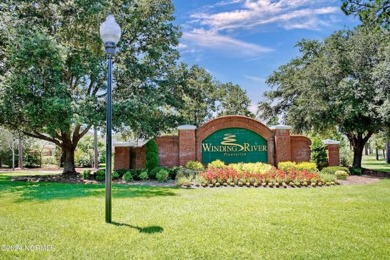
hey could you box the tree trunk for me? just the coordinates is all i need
[18,133,23,168]
[352,144,364,168]
[94,127,99,169]
[62,144,77,175]
[375,148,379,160]
[364,144,369,155]
[386,141,390,164]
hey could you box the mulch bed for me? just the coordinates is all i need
[8,168,389,187]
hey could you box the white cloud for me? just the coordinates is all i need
[180,0,342,58]
[182,29,273,57]
[244,75,266,83]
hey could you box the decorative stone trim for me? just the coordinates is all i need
[270,125,292,130]
[177,125,197,130]
[323,139,340,145]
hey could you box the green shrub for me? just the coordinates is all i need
[149,166,169,179]
[208,160,225,169]
[145,139,159,172]
[321,166,350,175]
[335,170,349,180]
[125,169,142,180]
[95,169,105,181]
[278,161,296,172]
[156,169,169,182]
[175,168,198,183]
[310,137,328,170]
[139,170,149,181]
[82,169,91,180]
[340,145,353,167]
[112,170,120,180]
[123,171,133,182]
[115,169,128,178]
[320,173,336,183]
[176,176,192,187]
[169,166,182,180]
[185,160,204,171]
[42,156,58,166]
[349,167,363,176]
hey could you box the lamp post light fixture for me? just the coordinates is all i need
[100,14,121,223]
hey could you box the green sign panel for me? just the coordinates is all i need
[202,128,268,164]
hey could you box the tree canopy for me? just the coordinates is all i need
[0,0,181,174]
[258,27,390,168]
[341,0,390,28]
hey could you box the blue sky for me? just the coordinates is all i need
[172,0,360,112]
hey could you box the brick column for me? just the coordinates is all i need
[323,139,340,166]
[178,125,196,166]
[113,146,130,170]
[271,125,292,165]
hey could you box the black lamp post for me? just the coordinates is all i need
[100,15,121,223]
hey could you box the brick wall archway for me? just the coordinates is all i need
[196,116,275,165]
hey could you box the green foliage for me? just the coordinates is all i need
[115,169,128,179]
[42,156,58,166]
[126,169,143,181]
[185,161,204,171]
[175,168,198,181]
[258,27,390,168]
[320,173,337,183]
[112,171,120,180]
[208,160,225,169]
[0,1,182,173]
[335,170,349,180]
[145,140,159,172]
[216,82,254,117]
[176,176,192,187]
[310,137,328,170]
[122,171,133,182]
[156,169,169,182]
[340,145,353,167]
[82,170,91,180]
[341,0,390,28]
[139,171,149,181]
[176,64,218,126]
[321,166,350,175]
[169,166,182,180]
[349,167,363,176]
[149,166,169,179]
[75,149,92,168]
[95,170,105,181]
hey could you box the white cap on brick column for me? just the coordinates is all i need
[178,125,196,130]
[323,139,340,145]
[270,125,292,130]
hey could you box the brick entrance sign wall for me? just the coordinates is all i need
[114,116,340,170]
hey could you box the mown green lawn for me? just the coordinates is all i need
[362,155,390,173]
[0,173,389,259]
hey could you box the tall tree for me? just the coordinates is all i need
[258,27,390,168]
[175,64,218,127]
[216,82,254,118]
[0,0,181,174]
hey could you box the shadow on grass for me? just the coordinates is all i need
[0,177,178,202]
[111,222,164,234]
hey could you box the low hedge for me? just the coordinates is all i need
[321,166,350,175]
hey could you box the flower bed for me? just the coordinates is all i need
[177,162,338,188]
